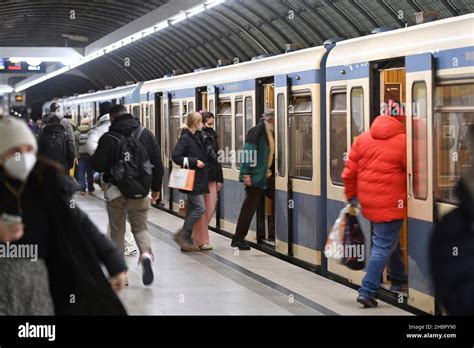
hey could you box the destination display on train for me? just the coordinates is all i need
[0,58,45,73]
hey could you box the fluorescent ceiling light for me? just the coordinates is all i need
[14,0,226,92]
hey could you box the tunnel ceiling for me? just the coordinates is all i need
[1,0,472,109]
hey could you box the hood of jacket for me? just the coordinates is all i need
[77,125,91,133]
[43,122,66,134]
[370,115,405,140]
[97,113,110,126]
[43,112,64,124]
[109,114,140,136]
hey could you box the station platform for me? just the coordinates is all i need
[77,193,411,316]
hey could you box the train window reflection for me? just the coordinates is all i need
[277,93,286,177]
[351,87,364,145]
[170,102,181,156]
[412,82,428,200]
[235,99,244,169]
[245,97,253,135]
[435,83,474,204]
[217,100,232,168]
[289,93,312,180]
[330,90,347,186]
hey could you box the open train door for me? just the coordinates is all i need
[207,85,221,230]
[405,53,435,314]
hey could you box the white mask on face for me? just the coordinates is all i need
[3,152,37,182]
[197,124,204,131]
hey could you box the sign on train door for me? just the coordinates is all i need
[405,53,435,314]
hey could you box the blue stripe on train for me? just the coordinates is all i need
[275,69,321,88]
[407,217,434,296]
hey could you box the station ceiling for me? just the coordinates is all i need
[2,0,472,112]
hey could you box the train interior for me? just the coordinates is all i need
[256,77,276,247]
[371,58,409,296]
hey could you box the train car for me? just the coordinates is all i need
[141,45,332,267]
[325,13,474,314]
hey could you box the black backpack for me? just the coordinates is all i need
[107,127,154,199]
[39,125,70,170]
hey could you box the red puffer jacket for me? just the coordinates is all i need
[342,115,407,222]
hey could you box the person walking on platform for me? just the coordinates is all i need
[75,117,95,195]
[192,112,223,251]
[92,104,163,286]
[172,112,209,252]
[232,110,275,251]
[0,117,127,315]
[342,113,407,308]
[86,102,139,256]
[43,102,77,158]
[86,102,112,158]
[38,113,76,173]
[431,126,474,315]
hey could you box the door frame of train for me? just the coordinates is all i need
[405,53,435,314]
[207,85,222,231]
[154,92,163,205]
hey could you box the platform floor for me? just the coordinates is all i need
[77,193,411,316]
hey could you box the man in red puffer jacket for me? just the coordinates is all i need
[343,112,407,308]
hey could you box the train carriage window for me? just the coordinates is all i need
[132,106,140,119]
[351,88,364,145]
[277,93,286,176]
[289,93,312,180]
[245,97,253,135]
[217,100,232,168]
[170,102,182,155]
[188,102,194,113]
[235,99,244,169]
[209,100,215,115]
[330,90,347,186]
[412,82,428,200]
[434,83,474,204]
[146,105,151,130]
[150,104,155,136]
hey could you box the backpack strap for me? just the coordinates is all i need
[131,126,145,141]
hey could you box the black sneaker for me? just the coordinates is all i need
[231,240,251,250]
[357,295,378,308]
[141,255,154,286]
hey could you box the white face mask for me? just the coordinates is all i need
[3,152,37,182]
[197,124,204,131]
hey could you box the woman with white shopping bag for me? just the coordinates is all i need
[171,112,209,252]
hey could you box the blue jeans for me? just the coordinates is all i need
[359,220,406,299]
[78,157,95,193]
[183,194,206,241]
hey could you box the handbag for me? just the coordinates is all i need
[168,157,196,191]
[341,205,366,270]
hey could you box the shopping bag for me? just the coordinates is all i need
[324,204,350,263]
[168,157,195,191]
[342,205,366,271]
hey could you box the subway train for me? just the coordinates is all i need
[43,13,474,314]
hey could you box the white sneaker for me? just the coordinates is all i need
[199,244,213,251]
[124,247,138,256]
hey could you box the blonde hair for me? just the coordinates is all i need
[181,111,202,130]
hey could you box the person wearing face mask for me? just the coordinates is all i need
[192,112,224,251]
[42,102,77,159]
[172,112,209,252]
[0,117,128,315]
[232,110,275,250]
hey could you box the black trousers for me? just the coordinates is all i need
[233,176,275,243]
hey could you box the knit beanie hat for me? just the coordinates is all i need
[0,117,38,157]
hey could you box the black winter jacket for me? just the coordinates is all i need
[38,123,75,171]
[0,160,127,315]
[172,129,209,194]
[431,173,474,315]
[91,114,164,192]
[199,127,223,183]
